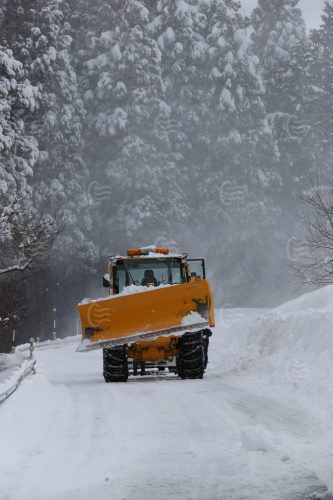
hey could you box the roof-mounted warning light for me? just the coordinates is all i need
[127,247,170,257]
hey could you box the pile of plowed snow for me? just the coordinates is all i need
[213,285,333,413]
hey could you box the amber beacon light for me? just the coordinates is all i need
[127,247,170,256]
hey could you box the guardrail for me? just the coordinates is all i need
[0,335,80,405]
[0,359,36,404]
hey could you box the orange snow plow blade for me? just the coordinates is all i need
[76,280,215,352]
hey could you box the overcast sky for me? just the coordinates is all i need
[241,0,325,30]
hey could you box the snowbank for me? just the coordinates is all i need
[277,284,333,312]
[214,286,333,416]
[206,287,333,494]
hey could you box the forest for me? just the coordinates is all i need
[0,0,333,348]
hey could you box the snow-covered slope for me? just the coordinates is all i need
[1,287,333,499]
[278,284,333,312]
[216,287,333,404]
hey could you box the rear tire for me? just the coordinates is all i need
[177,331,205,379]
[103,346,128,382]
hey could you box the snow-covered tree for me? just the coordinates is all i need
[3,0,97,268]
[146,0,281,303]
[0,46,37,197]
[0,44,59,342]
[251,0,312,247]
[306,1,333,179]
[252,0,306,113]
[75,0,185,250]
[0,45,47,274]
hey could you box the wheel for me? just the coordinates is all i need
[177,331,205,379]
[103,346,128,382]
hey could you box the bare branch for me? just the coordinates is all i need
[292,176,333,286]
[0,197,59,277]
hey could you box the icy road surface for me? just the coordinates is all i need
[2,288,333,500]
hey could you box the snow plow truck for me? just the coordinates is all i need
[76,246,215,382]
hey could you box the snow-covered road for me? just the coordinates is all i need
[2,289,333,500]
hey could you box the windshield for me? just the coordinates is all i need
[115,258,184,293]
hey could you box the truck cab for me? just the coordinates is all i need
[104,247,206,295]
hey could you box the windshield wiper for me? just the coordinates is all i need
[123,260,135,286]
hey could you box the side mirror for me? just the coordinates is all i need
[103,274,111,288]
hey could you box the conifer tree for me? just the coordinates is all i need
[252,0,306,113]
[76,0,183,250]
[3,0,96,267]
[307,1,333,179]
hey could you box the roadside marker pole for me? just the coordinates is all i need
[11,315,17,353]
[53,308,57,341]
[29,337,35,359]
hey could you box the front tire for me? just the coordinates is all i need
[177,331,205,379]
[103,346,128,382]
